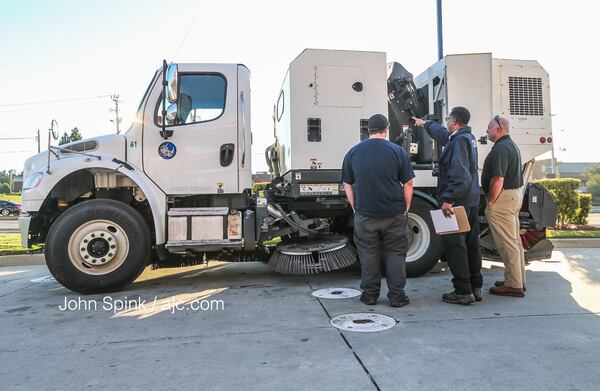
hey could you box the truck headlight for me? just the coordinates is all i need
[23,172,43,190]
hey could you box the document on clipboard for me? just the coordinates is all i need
[430,206,471,235]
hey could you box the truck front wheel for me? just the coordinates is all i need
[45,199,150,294]
[406,197,443,277]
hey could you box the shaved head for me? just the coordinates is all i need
[490,115,510,133]
[486,115,511,143]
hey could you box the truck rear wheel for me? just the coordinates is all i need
[45,199,150,294]
[406,197,443,277]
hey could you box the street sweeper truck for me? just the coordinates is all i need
[19,49,557,293]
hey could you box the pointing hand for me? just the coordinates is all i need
[412,117,426,127]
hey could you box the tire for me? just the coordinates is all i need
[1,209,9,216]
[45,199,151,294]
[405,196,443,277]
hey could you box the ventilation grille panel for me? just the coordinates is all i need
[508,76,543,116]
[63,140,98,153]
[360,119,369,140]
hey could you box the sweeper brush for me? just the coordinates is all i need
[268,235,357,275]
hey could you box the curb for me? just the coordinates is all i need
[550,238,600,248]
[0,254,45,266]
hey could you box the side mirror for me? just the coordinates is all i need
[160,60,176,139]
[165,103,178,125]
[166,64,178,103]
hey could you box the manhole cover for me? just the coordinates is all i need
[312,288,361,299]
[330,313,396,333]
[30,276,57,283]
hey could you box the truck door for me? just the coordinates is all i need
[237,64,252,191]
[142,64,240,195]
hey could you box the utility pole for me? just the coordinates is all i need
[8,170,13,193]
[36,129,41,153]
[110,95,122,133]
[436,0,444,60]
[550,145,556,176]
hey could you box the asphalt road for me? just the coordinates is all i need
[1,249,599,390]
[0,217,18,233]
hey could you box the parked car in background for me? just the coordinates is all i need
[0,200,20,216]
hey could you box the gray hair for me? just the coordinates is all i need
[493,115,510,133]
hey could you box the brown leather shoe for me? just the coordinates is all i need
[489,285,524,297]
[494,280,526,292]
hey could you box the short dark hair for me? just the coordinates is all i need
[449,106,470,125]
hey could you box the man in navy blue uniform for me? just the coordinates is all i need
[413,107,482,305]
[342,114,415,307]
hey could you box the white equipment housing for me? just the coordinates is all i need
[274,49,388,172]
[414,53,553,166]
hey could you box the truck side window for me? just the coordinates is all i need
[155,73,227,126]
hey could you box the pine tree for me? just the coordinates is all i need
[69,127,83,142]
[59,132,71,145]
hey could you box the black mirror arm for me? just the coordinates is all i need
[160,59,173,140]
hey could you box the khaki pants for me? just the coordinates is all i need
[485,188,526,289]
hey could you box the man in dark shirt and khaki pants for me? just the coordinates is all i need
[482,115,526,297]
[342,114,415,307]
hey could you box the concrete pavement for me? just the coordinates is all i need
[587,212,600,227]
[1,249,599,390]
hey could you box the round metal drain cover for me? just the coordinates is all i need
[312,288,361,299]
[330,313,396,333]
[30,276,57,283]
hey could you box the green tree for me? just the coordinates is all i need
[69,127,82,142]
[0,183,10,194]
[584,164,600,205]
[586,165,600,176]
[587,175,600,205]
[58,127,83,146]
[59,132,71,146]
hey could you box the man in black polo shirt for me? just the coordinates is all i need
[482,115,526,297]
[342,114,415,307]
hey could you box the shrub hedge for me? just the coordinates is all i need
[574,193,592,225]
[534,178,592,228]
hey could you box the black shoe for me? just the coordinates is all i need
[472,287,482,302]
[389,294,410,308]
[442,291,475,305]
[360,292,378,305]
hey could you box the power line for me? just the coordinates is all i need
[0,137,34,140]
[0,94,113,108]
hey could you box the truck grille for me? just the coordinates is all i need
[508,76,544,116]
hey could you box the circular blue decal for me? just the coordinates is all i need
[158,142,176,159]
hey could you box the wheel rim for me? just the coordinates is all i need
[67,219,129,275]
[406,212,431,263]
[1,209,8,216]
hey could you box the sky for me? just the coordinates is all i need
[0,0,597,173]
